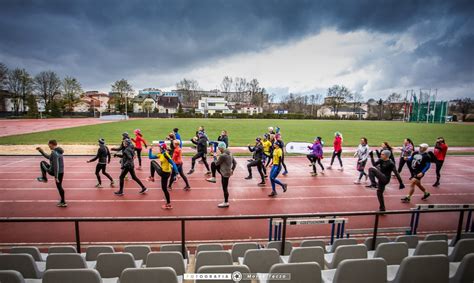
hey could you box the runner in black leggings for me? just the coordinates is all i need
[246,137,266,185]
[275,134,288,175]
[149,143,177,209]
[188,131,211,175]
[328,132,343,171]
[87,139,114,188]
[113,139,147,196]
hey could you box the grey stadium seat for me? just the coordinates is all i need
[42,269,102,283]
[0,254,43,279]
[123,245,151,265]
[146,251,186,276]
[327,239,357,253]
[267,241,293,255]
[11,247,44,262]
[231,242,259,262]
[242,249,280,273]
[372,242,408,265]
[95,252,138,279]
[322,258,387,283]
[324,244,367,269]
[300,240,326,250]
[0,270,27,283]
[268,262,322,283]
[388,255,449,283]
[85,245,115,261]
[195,244,224,255]
[45,253,87,270]
[288,247,325,268]
[449,253,474,283]
[364,236,391,250]
[395,235,419,249]
[195,251,233,273]
[48,246,77,254]
[448,239,474,262]
[120,267,178,283]
[425,234,449,241]
[413,240,448,256]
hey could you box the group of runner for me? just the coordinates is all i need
[35,127,448,212]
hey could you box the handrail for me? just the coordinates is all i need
[1,207,473,257]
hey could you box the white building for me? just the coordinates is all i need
[197,97,232,114]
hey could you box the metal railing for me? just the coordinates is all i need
[1,207,473,257]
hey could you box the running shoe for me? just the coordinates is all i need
[57,202,68,207]
[338,167,344,171]
[311,172,318,177]
[401,196,411,203]
[146,177,155,182]
[139,188,148,194]
[268,191,277,197]
[258,182,266,186]
[354,180,361,184]
[114,191,124,196]
[245,176,252,180]
[327,165,332,170]
[282,171,288,176]
[205,171,212,176]
[365,184,377,189]
[218,202,230,208]
[432,182,440,187]
[36,177,47,183]
[161,204,173,209]
[421,192,431,200]
[95,183,103,188]
[110,181,115,187]
[283,184,288,192]
[187,169,194,175]
[206,177,216,183]
[168,187,173,191]
[183,186,191,191]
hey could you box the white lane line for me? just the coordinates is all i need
[0,158,33,167]
[0,192,473,203]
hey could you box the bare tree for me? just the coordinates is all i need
[248,78,263,106]
[456,98,473,121]
[176,78,199,105]
[0,63,8,90]
[220,76,233,92]
[352,92,364,119]
[34,71,61,113]
[7,69,23,114]
[62,76,83,112]
[233,77,248,102]
[111,79,134,114]
[326,85,353,115]
[309,93,322,116]
[385,92,403,120]
[19,69,33,112]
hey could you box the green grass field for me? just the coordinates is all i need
[0,119,473,147]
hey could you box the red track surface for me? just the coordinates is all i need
[0,118,115,137]
[0,156,473,246]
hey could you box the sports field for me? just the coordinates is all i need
[0,119,473,147]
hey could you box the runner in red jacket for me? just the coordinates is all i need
[327,132,343,171]
[131,129,148,169]
[432,137,448,187]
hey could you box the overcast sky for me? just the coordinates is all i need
[0,0,473,101]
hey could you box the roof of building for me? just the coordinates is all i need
[158,96,179,108]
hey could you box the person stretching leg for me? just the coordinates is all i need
[206,142,237,208]
[401,143,432,203]
[188,131,211,175]
[169,140,191,191]
[268,141,288,197]
[149,143,177,209]
[113,139,147,196]
[36,140,66,207]
[87,138,114,188]
[307,137,324,176]
[354,137,370,184]
[131,129,148,170]
[246,137,266,185]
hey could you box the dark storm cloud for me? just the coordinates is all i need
[0,0,472,92]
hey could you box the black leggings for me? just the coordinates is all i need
[119,166,146,193]
[307,154,324,173]
[434,159,444,183]
[247,159,265,181]
[169,164,190,188]
[135,148,143,166]
[210,162,230,202]
[398,157,408,173]
[160,172,171,204]
[281,155,288,172]
[40,161,65,203]
[368,167,390,210]
[95,163,113,185]
[191,152,210,171]
[330,150,343,167]
[150,160,161,178]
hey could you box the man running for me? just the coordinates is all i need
[354,137,369,184]
[87,138,114,188]
[188,131,211,175]
[268,141,288,197]
[307,137,324,176]
[113,139,148,196]
[327,132,343,171]
[246,137,266,185]
[401,143,432,203]
[366,150,405,212]
[36,140,66,207]
[432,137,448,187]
[206,142,237,208]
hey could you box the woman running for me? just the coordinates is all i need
[113,139,148,196]
[131,129,148,170]
[262,134,272,173]
[87,138,114,188]
[307,137,324,176]
[206,142,237,208]
[188,131,211,175]
[149,143,178,209]
[398,138,414,174]
[246,137,266,185]
[376,142,396,165]
[327,132,343,171]
[353,137,370,184]
[169,139,191,191]
[432,137,448,187]
[401,143,432,203]
[366,150,404,212]
[268,141,288,197]
[275,133,289,175]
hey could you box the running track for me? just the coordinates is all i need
[0,156,473,246]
